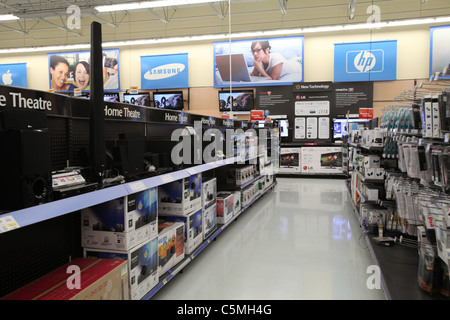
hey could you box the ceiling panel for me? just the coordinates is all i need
[0,0,448,50]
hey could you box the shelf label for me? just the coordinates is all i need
[128,181,147,193]
[186,167,198,175]
[0,215,20,233]
[160,174,175,184]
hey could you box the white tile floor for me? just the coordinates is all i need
[152,178,386,300]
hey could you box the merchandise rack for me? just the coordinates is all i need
[347,183,445,300]
[143,180,277,300]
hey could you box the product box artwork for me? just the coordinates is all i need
[158,173,202,215]
[81,188,158,251]
[1,258,129,300]
[84,236,159,300]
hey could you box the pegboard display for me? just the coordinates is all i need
[0,211,81,298]
[48,116,70,171]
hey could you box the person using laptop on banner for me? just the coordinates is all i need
[250,40,301,80]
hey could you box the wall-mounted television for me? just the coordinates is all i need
[123,92,151,107]
[218,90,254,112]
[278,119,289,138]
[153,91,184,110]
[104,92,120,102]
[333,118,369,139]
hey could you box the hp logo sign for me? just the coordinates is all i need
[346,49,384,73]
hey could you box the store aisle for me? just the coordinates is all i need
[152,178,386,300]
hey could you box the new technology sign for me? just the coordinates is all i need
[334,40,397,82]
[140,53,189,89]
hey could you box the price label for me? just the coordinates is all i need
[160,174,175,184]
[0,215,20,233]
[128,181,147,193]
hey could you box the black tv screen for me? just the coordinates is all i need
[123,93,151,107]
[153,91,184,110]
[104,92,120,102]
[218,90,254,112]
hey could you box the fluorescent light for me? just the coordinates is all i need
[95,0,226,13]
[0,14,19,21]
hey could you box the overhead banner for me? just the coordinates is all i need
[140,53,189,89]
[213,36,304,88]
[48,48,120,92]
[430,25,450,79]
[0,63,27,88]
[334,40,397,82]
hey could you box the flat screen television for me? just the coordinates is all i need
[333,118,369,139]
[278,119,289,138]
[218,90,254,112]
[104,92,120,102]
[123,93,151,107]
[153,91,184,110]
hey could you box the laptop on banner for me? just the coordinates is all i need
[215,53,252,82]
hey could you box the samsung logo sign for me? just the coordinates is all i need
[144,63,185,80]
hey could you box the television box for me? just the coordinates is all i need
[202,177,217,210]
[279,148,301,173]
[160,209,203,255]
[300,147,343,174]
[216,192,234,225]
[158,221,185,275]
[158,173,202,216]
[84,235,159,300]
[203,203,217,239]
[233,191,241,215]
[81,188,158,251]
[1,258,129,300]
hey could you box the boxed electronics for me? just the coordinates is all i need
[364,168,385,180]
[203,203,217,239]
[217,165,255,186]
[202,177,217,210]
[81,187,158,251]
[233,190,241,215]
[84,235,158,300]
[257,176,265,194]
[157,221,185,275]
[300,147,343,174]
[158,173,202,216]
[279,148,301,173]
[363,155,381,169]
[1,258,129,300]
[241,183,256,208]
[360,183,382,201]
[435,219,450,265]
[160,208,203,254]
[264,174,274,189]
[216,192,234,224]
[361,128,384,147]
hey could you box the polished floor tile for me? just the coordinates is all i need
[152,178,386,300]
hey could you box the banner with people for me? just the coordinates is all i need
[47,48,120,92]
[213,36,304,88]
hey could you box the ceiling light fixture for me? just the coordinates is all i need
[95,0,226,13]
[0,14,19,21]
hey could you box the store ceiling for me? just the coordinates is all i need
[0,0,450,50]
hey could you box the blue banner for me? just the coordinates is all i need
[140,53,189,89]
[334,40,397,82]
[430,25,450,79]
[0,63,27,88]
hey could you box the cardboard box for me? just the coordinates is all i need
[202,177,217,210]
[363,155,380,169]
[158,221,185,275]
[161,209,203,254]
[158,173,202,216]
[1,258,129,300]
[216,192,234,224]
[301,147,343,174]
[81,187,158,251]
[84,236,159,300]
[233,191,241,215]
[279,148,301,173]
[203,203,217,239]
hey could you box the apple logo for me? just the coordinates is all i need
[2,70,13,85]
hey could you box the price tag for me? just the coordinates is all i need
[129,87,139,94]
[186,167,197,175]
[74,88,82,97]
[0,215,20,233]
[128,181,147,193]
[160,174,175,184]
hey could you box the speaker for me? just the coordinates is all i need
[0,128,52,210]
